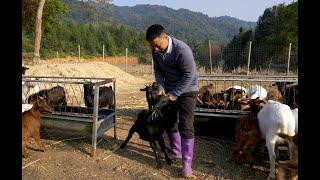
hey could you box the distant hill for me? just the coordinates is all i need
[60,0,256,44]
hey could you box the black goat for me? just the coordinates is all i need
[83,82,115,109]
[120,95,173,169]
[28,85,67,107]
[140,82,159,110]
[273,82,298,109]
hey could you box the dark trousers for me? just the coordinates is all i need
[165,91,198,139]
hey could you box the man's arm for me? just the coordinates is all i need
[168,47,196,99]
[152,53,165,92]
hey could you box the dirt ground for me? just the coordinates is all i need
[22,60,271,180]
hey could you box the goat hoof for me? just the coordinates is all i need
[267,175,275,180]
[166,158,173,165]
[119,144,126,149]
[156,164,163,169]
[22,153,28,158]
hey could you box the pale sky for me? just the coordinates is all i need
[112,0,296,22]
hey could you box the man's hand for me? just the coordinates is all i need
[167,93,177,101]
[157,87,166,96]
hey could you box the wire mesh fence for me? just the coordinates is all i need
[23,42,297,76]
[22,76,116,115]
[198,42,298,76]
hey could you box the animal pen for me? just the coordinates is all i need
[22,76,117,157]
[195,74,298,118]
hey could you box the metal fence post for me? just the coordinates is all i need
[103,44,105,61]
[209,40,212,74]
[125,48,128,73]
[78,44,81,62]
[287,43,292,76]
[246,41,252,76]
[113,80,117,140]
[91,84,99,157]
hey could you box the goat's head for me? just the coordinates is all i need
[153,95,171,111]
[236,146,256,164]
[33,96,53,113]
[140,83,159,109]
[238,97,266,114]
[22,66,29,75]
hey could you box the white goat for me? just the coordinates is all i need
[247,85,267,100]
[257,100,296,179]
[227,85,247,94]
[22,79,40,103]
[292,108,298,134]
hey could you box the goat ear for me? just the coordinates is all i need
[237,99,249,104]
[140,88,147,91]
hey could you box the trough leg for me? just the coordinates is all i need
[114,116,118,140]
[91,85,99,157]
[91,126,97,157]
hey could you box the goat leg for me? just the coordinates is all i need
[120,129,135,148]
[22,140,28,158]
[33,129,44,152]
[158,137,173,165]
[150,141,162,169]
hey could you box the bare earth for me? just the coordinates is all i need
[22,60,270,180]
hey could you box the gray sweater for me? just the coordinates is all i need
[152,36,198,98]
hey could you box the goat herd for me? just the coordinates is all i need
[22,65,298,179]
[21,66,115,158]
[137,81,298,180]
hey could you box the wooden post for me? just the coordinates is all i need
[246,41,252,76]
[56,51,59,61]
[287,43,292,76]
[125,48,128,73]
[267,57,273,75]
[103,44,105,61]
[209,40,212,74]
[78,45,81,62]
[220,46,223,74]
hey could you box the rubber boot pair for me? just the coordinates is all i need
[168,132,195,177]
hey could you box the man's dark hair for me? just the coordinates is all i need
[146,24,168,42]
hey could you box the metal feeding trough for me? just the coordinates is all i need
[195,75,298,119]
[22,76,117,157]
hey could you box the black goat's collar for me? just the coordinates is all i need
[148,110,163,122]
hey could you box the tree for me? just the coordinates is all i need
[33,0,46,61]
[23,0,113,61]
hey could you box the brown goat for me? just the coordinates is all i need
[22,97,53,158]
[235,98,266,164]
[267,86,284,103]
[276,133,298,180]
[198,84,216,108]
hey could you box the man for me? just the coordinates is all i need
[146,24,198,177]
